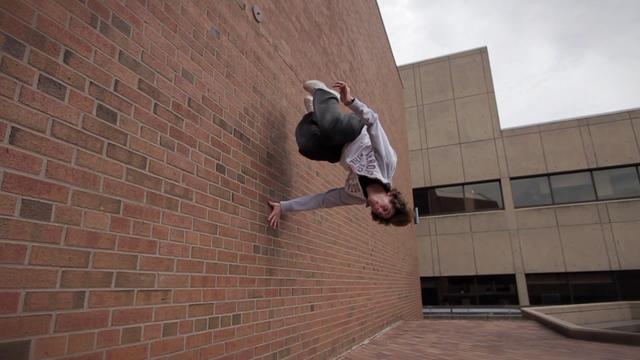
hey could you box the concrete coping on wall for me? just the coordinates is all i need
[424,306,521,314]
[521,301,640,346]
[423,306,523,320]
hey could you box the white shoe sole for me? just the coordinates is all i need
[304,96,314,112]
[303,80,340,99]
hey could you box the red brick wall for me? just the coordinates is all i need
[0,1,421,359]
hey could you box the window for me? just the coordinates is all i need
[477,275,518,305]
[424,271,640,307]
[421,275,518,306]
[569,272,617,304]
[427,186,464,214]
[550,172,595,204]
[421,278,438,306]
[593,167,640,200]
[445,277,477,305]
[511,165,640,208]
[465,182,503,211]
[617,270,640,301]
[512,176,552,207]
[413,181,503,216]
[412,188,429,217]
[527,270,640,305]
[526,273,571,305]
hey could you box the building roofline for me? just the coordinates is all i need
[397,46,639,129]
[397,46,488,68]
[501,106,640,131]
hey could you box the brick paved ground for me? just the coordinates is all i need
[339,320,639,360]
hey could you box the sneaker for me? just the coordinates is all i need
[303,80,340,99]
[304,95,314,112]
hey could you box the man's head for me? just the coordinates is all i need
[368,188,413,227]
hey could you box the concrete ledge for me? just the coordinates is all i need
[423,306,522,320]
[424,314,523,320]
[522,301,640,346]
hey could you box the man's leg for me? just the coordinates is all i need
[313,89,364,146]
[295,111,343,163]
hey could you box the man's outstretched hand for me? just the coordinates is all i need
[333,81,353,106]
[267,201,282,229]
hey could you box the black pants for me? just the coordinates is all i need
[295,89,364,163]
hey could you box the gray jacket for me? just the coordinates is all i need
[281,99,397,214]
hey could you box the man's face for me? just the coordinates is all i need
[368,193,395,219]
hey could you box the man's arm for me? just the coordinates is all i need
[348,98,397,168]
[268,188,364,229]
[281,187,363,213]
[333,82,397,171]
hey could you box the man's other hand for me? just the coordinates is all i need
[333,81,353,106]
[267,201,282,229]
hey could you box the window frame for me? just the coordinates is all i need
[420,274,519,307]
[413,179,504,217]
[464,181,505,211]
[426,185,465,215]
[511,175,554,208]
[526,270,640,306]
[549,171,597,204]
[511,164,640,209]
[592,166,640,201]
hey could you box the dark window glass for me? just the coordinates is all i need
[550,172,595,204]
[477,275,518,305]
[421,275,517,306]
[526,273,571,305]
[445,276,474,295]
[464,182,503,211]
[617,270,640,301]
[511,176,552,207]
[528,270,640,306]
[593,167,640,200]
[412,188,429,217]
[442,276,476,305]
[569,272,617,304]
[427,186,464,214]
[421,277,438,306]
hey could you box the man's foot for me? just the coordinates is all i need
[304,95,314,112]
[303,80,340,99]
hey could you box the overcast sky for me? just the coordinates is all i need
[378,0,640,128]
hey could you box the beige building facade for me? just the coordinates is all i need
[400,47,640,307]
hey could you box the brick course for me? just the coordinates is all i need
[0,1,419,359]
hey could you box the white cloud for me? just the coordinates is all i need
[378,0,640,128]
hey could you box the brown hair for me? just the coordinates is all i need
[371,188,413,227]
